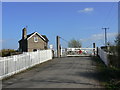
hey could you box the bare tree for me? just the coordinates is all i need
[68,39,82,48]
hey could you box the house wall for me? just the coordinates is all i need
[27,34,47,52]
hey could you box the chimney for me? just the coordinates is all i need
[22,28,27,39]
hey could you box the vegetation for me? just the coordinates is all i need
[92,56,120,89]
[93,34,120,89]
[68,39,82,48]
[0,49,22,57]
[107,34,120,68]
[115,34,120,46]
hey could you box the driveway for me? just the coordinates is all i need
[2,57,103,88]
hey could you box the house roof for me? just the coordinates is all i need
[41,35,49,42]
[19,32,49,42]
[27,32,35,38]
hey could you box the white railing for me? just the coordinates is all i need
[98,48,109,66]
[0,50,52,80]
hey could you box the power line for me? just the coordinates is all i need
[59,36,69,44]
[86,43,93,48]
[103,2,116,27]
[108,4,117,27]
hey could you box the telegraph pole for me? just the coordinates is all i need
[102,28,109,46]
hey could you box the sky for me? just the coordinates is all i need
[1,2,118,50]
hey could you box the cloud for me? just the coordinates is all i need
[0,39,5,44]
[0,39,3,43]
[78,8,94,13]
[80,32,117,42]
[79,32,117,47]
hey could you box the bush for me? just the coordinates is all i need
[0,49,21,57]
[108,46,120,68]
[107,34,120,68]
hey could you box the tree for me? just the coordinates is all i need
[115,34,120,46]
[115,34,120,57]
[115,34,120,67]
[108,34,120,68]
[68,39,82,48]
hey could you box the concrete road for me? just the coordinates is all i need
[2,57,103,88]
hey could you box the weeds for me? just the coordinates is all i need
[92,56,120,89]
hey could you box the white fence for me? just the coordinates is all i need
[98,48,109,66]
[0,50,52,80]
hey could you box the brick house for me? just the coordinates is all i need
[18,28,49,52]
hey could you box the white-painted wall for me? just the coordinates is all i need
[98,48,109,66]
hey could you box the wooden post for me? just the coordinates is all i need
[93,43,96,56]
[97,47,99,57]
[56,36,60,58]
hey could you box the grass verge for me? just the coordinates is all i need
[92,56,120,89]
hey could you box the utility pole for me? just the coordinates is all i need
[102,28,109,46]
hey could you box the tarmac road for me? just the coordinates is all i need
[2,57,103,88]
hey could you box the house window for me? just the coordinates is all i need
[34,36,38,42]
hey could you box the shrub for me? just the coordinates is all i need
[0,49,18,57]
[108,34,120,68]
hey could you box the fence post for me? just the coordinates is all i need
[97,47,99,57]
[93,43,96,56]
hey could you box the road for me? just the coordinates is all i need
[2,57,103,88]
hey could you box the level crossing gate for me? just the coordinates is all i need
[61,48,97,57]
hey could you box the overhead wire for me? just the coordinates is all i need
[103,2,116,27]
[59,36,69,48]
[106,2,118,26]
[59,36,69,43]
[86,43,93,48]
[59,2,117,48]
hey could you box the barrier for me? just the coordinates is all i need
[98,48,109,66]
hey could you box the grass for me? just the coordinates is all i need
[92,56,120,89]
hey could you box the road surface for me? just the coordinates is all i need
[2,57,103,88]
